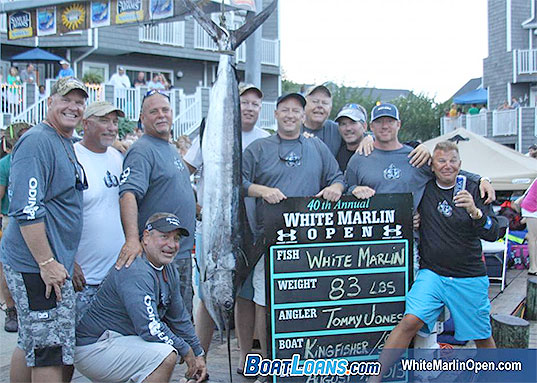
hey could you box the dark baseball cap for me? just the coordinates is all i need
[145,214,190,237]
[370,103,400,122]
[276,93,306,108]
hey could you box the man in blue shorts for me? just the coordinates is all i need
[371,141,500,381]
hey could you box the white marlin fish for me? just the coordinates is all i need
[182,0,277,335]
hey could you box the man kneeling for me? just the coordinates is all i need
[75,212,206,383]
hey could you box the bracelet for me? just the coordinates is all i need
[38,257,54,267]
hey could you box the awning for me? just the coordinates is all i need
[11,48,65,62]
[453,88,488,105]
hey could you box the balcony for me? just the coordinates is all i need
[517,49,537,75]
[492,109,518,136]
[194,24,279,66]
[440,109,518,137]
[139,21,185,47]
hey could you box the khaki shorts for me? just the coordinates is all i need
[75,330,176,383]
[3,263,76,367]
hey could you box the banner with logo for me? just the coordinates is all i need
[7,11,34,40]
[36,7,57,37]
[263,194,413,381]
[115,0,144,24]
[91,1,111,28]
[58,2,88,34]
[149,0,174,20]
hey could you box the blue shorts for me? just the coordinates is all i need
[405,269,492,341]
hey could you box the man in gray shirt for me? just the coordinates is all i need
[75,212,206,383]
[242,92,345,363]
[0,77,88,382]
[118,90,196,315]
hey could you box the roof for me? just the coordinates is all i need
[423,128,537,191]
[450,77,483,101]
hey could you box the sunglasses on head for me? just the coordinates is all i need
[142,89,170,105]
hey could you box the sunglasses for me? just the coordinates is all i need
[58,135,89,191]
[142,89,170,105]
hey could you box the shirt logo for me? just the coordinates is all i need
[119,167,130,185]
[383,164,401,180]
[174,158,185,171]
[104,170,120,188]
[437,200,453,217]
[22,177,39,220]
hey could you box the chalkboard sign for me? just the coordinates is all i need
[264,194,413,382]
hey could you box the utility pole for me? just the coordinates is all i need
[244,0,262,88]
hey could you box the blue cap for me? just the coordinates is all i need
[371,103,400,122]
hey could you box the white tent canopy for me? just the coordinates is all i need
[423,128,537,191]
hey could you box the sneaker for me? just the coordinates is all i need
[4,307,18,332]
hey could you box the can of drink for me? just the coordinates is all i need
[453,174,466,199]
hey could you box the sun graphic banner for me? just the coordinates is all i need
[58,2,88,34]
[115,0,144,24]
[91,1,111,28]
[149,0,174,20]
[36,7,57,36]
[7,11,34,40]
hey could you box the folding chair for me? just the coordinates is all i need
[482,228,509,292]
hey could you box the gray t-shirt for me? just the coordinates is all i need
[243,134,344,238]
[76,256,203,357]
[119,134,195,260]
[345,145,482,211]
[0,122,83,274]
[302,120,341,157]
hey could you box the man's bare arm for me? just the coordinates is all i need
[117,192,143,269]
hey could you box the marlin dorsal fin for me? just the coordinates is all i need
[231,0,278,50]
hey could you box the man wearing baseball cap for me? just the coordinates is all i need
[76,212,207,383]
[243,92,344,367]
[57,60,74,78]
[1,76,88,382]
[72,101,126,322]
[334,103,368,171]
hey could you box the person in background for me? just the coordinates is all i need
[57,60,74,78]
[19,64,36,84]
[175,135,191,157]
[38,85,47,99]
[517,178,537,276]
[108,67,131,89]
[448,103,458,117]
[511,96,521,109]
[147,74,165,90]
[498,100,511,110]
[527,144,537,159]
[468,103,479,115]
[479,104,487,114]
[7,67,21,86]
[0,122,32,333]
[134,71,147,87]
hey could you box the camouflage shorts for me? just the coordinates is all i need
[2,264,76,367]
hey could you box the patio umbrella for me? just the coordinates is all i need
[453,88,488,105]
[10,48,65,62]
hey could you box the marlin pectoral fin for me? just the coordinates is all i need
[231,0,278,49]
[182,0,224,43]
